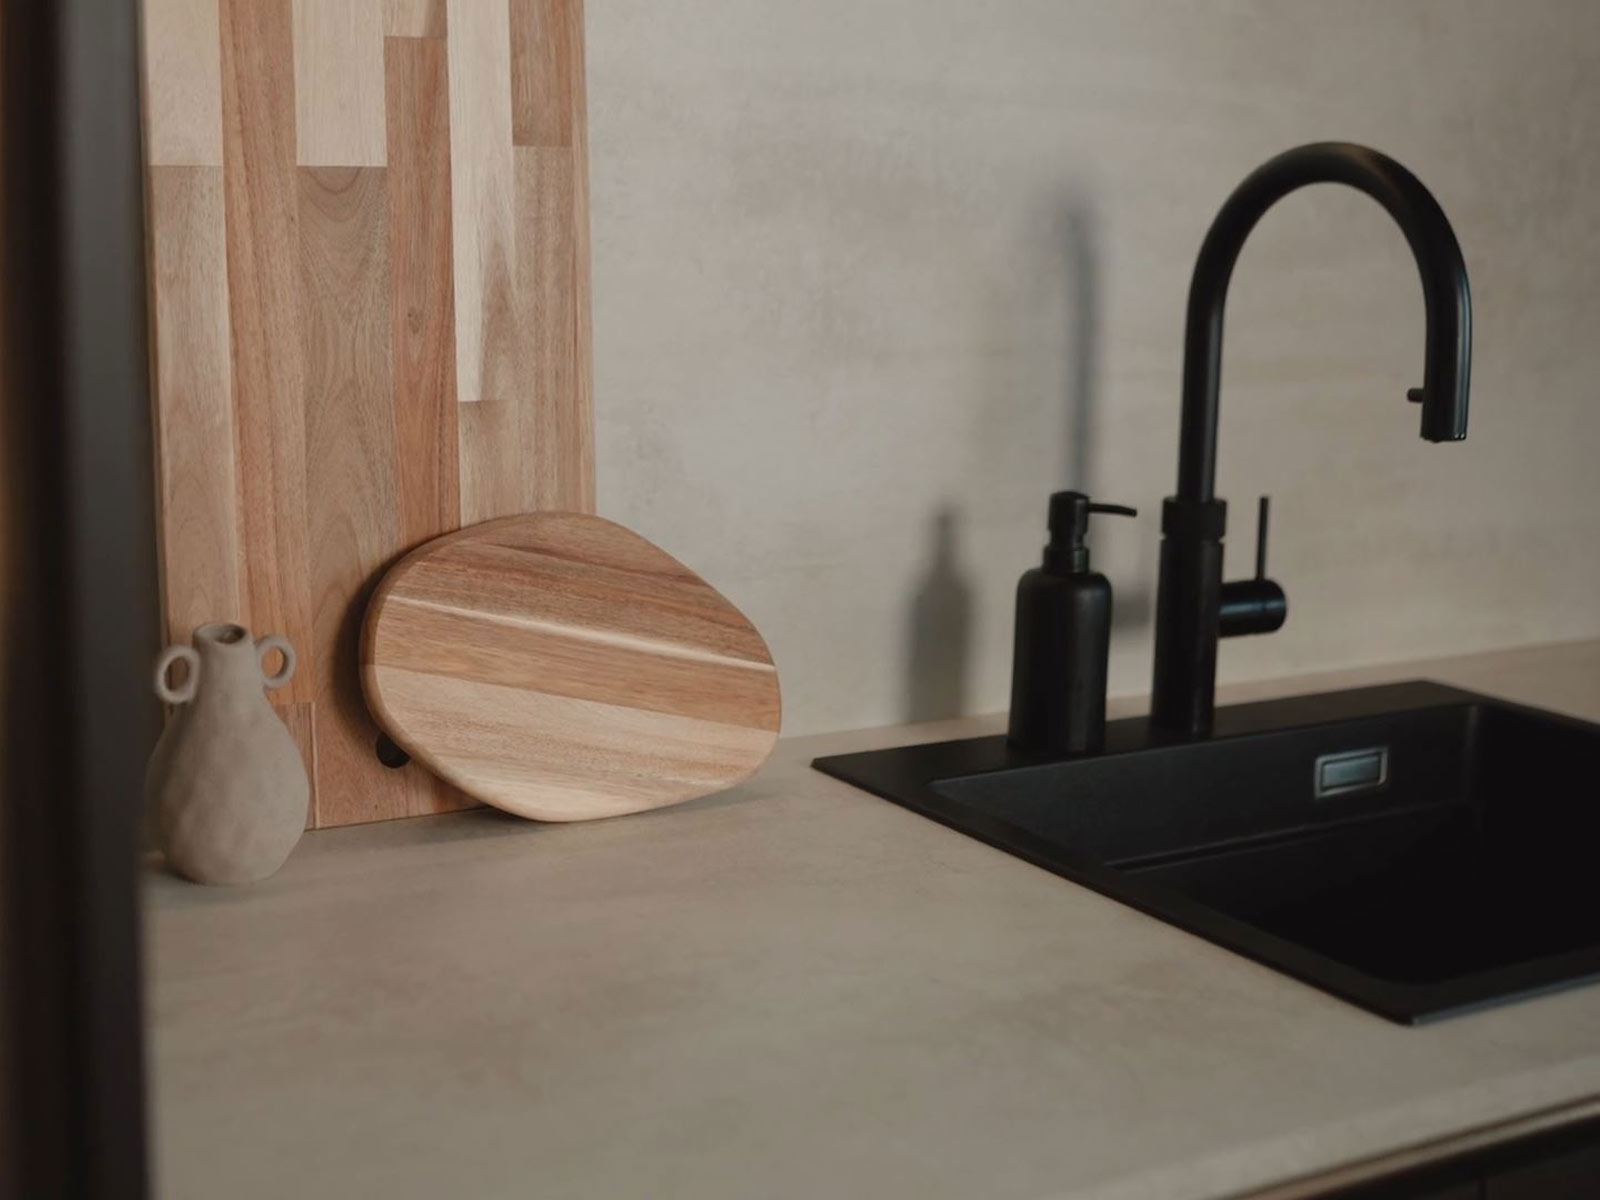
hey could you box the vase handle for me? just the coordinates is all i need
[256,635,297,690]
[154,645,200,704]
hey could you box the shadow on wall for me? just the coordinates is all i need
[1061,201,1097,493]
[1059,201,1154,636]
[903,195,1144,722]
[903,506,973,723]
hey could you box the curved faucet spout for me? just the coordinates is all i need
[1177,142,1472,503]
[1152,142,1472,739]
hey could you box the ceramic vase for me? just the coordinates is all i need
[146,623,308,885]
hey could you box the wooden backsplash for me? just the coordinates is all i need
[140,0,593,826]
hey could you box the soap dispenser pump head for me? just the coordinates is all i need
[1045,491,1138,573]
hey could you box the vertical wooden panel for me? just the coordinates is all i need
[291,0,387,167]
[516,147,591,510]
[445,0,518,408]
[385,36,459,547]
[297,166,421,825]
[568,0,595,508]
[384,0,445,37]
[147,0,594,825]
[510,0,593,513]
[142,0,224,166]
[147,167,241,638]
[219,0,314,705]
[458,402,526,523]
[509,0,572,148]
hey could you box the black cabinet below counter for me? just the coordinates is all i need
[1328,1115,1600,1199]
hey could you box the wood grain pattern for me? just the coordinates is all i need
[384,36,459,546]
[383,0,445,38]
[517,147,592,510]
[141,0,224,166]
[220,0,315,705]
[457,400,528,523]
[363,515,781,821]
[568,0,594,463]
[445,0,518,406]
[298,167,431,824]
[148,167,241,639]
[292,0,387,167]
[142,0,594,825]
[510,0,573,147]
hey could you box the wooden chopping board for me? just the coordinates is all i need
[361,514,782,821]
[140,0,594,826]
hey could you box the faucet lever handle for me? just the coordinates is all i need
[1219,495,1287,638]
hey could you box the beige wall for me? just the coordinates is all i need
[586,0,1600,736]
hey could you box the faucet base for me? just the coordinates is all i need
[1150,497,1226,738]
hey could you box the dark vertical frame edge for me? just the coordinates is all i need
[2,0,157,1196]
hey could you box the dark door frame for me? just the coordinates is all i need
[2,1,157,1196]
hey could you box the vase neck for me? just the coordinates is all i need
[192,624,264,694]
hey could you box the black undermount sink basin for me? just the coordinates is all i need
[813,682,1600,1023]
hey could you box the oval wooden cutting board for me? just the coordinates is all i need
[361,514,781,821]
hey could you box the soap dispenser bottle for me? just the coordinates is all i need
[1008,492,1136,756]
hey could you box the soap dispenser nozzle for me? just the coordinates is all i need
[1045,492,1138,572]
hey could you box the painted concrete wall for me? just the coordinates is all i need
[587,0,1600,734]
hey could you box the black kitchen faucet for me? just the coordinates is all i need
[1150,142,1474,738]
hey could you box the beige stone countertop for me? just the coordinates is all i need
[148,640,1600,1200]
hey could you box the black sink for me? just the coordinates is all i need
[813,682,1600,1023]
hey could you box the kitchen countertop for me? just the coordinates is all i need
[148,640,1600,1199]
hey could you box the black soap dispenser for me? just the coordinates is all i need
[1008,492,1136,756]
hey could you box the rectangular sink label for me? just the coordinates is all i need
[1315,746,1389,799]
